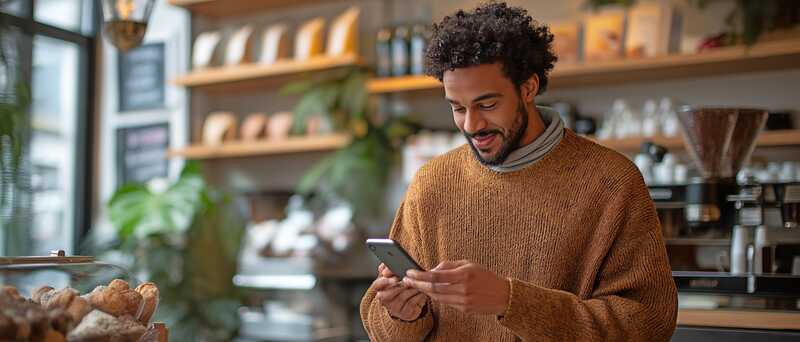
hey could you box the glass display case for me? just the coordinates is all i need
[0,250,167,341]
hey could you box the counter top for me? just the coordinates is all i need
[678,309,800,330]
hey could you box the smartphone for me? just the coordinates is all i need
[366,238,424,277]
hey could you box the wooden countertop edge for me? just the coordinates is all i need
[678,309,800,330]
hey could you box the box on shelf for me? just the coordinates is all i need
[625,2,682,58]
[584,7,626,61]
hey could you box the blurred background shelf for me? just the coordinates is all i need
[168,0,334,17]
[171,55,360,90]
[591,129,800,153]
[167,134,351,160]
[366,38,800,93]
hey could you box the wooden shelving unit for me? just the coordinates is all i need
[367,75,441,94]
[166,134,351,160]
[366,38,800,93]
[592,129,800,153]
[678,309,800,330]
[168,0,333,17]
[171,55,360,90]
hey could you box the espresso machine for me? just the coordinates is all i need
[671,107,800,297]
[676,108,768,237]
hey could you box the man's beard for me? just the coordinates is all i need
[465,100,528,166]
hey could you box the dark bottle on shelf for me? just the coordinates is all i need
[391,25,411,77]
[376,28,393,77]
[410,24,428,75]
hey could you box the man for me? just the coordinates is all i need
[360,3,677,341]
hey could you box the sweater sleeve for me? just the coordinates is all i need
[360,187,435,341]
[497,175,678,341]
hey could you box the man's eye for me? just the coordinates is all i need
[479,103,497,110]
[452,107,466,113]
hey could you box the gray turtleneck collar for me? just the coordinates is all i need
[488,106,565,173]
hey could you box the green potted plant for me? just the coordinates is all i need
[103,162,245,341]
[281,68,419,220]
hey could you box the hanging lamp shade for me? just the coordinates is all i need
[101,0,156,52]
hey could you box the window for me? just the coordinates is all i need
[0,0,96,256]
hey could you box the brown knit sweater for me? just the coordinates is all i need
[360,130,678,341]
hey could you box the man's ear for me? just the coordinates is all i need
[520,74,539,104]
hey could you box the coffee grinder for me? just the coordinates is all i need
[677,108,768,237]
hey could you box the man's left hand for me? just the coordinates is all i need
[403,260,510,316]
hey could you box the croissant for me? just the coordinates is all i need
[135,282,159,325]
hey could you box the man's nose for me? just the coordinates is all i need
[463,109,487,134]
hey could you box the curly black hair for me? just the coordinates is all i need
[424,2,557,94]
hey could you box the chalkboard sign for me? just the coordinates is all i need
[118,42,165,112]
[116,123,170,186]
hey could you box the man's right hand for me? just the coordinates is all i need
[373,263,428,321]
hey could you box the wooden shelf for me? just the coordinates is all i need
[367,38,800,93]
[678,309,800,330]
[592,129,800,153]
[367,75,441,94]
[168,0,334,17]
[172,55,359,90]
[167,134,351,160]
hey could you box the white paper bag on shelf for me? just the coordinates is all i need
[225,25,255,66]
[260,23,291,65]
[326,7,360,57]
[192,31,222,69]
[295,18,326,61]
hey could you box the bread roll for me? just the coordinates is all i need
[120,289,144,318]
[135,282,159,325]
[66,297,92,323]
[33,286,55,304]
[45,288,78,310]
[108,279,130,292]
[89,288,127,317]
[0,286,22,301]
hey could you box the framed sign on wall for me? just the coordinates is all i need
[118,42,165,112]
[116,122,170,187]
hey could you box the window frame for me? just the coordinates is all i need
[1,0,98,253]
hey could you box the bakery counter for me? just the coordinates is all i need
[672,294,800,342]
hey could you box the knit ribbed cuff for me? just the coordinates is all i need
[497,278,561,336]
[374,299,434,340]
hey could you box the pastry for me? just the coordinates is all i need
[134,283,159,325]
[43,329,67,342]
[33,286,55,304]
[89,287,127,317]
[120,289,144,318]
[46,288,79,310]
[1,285,23,301]
[108,279,130,292]
[48,308,74,336]
[66,297,92,323]
[67,310,146,342]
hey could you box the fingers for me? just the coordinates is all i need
[432,260,469,271]
[372,276,401,291]
[427,293,466,306]
[403,278,465,295]
[406,267,467,284]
